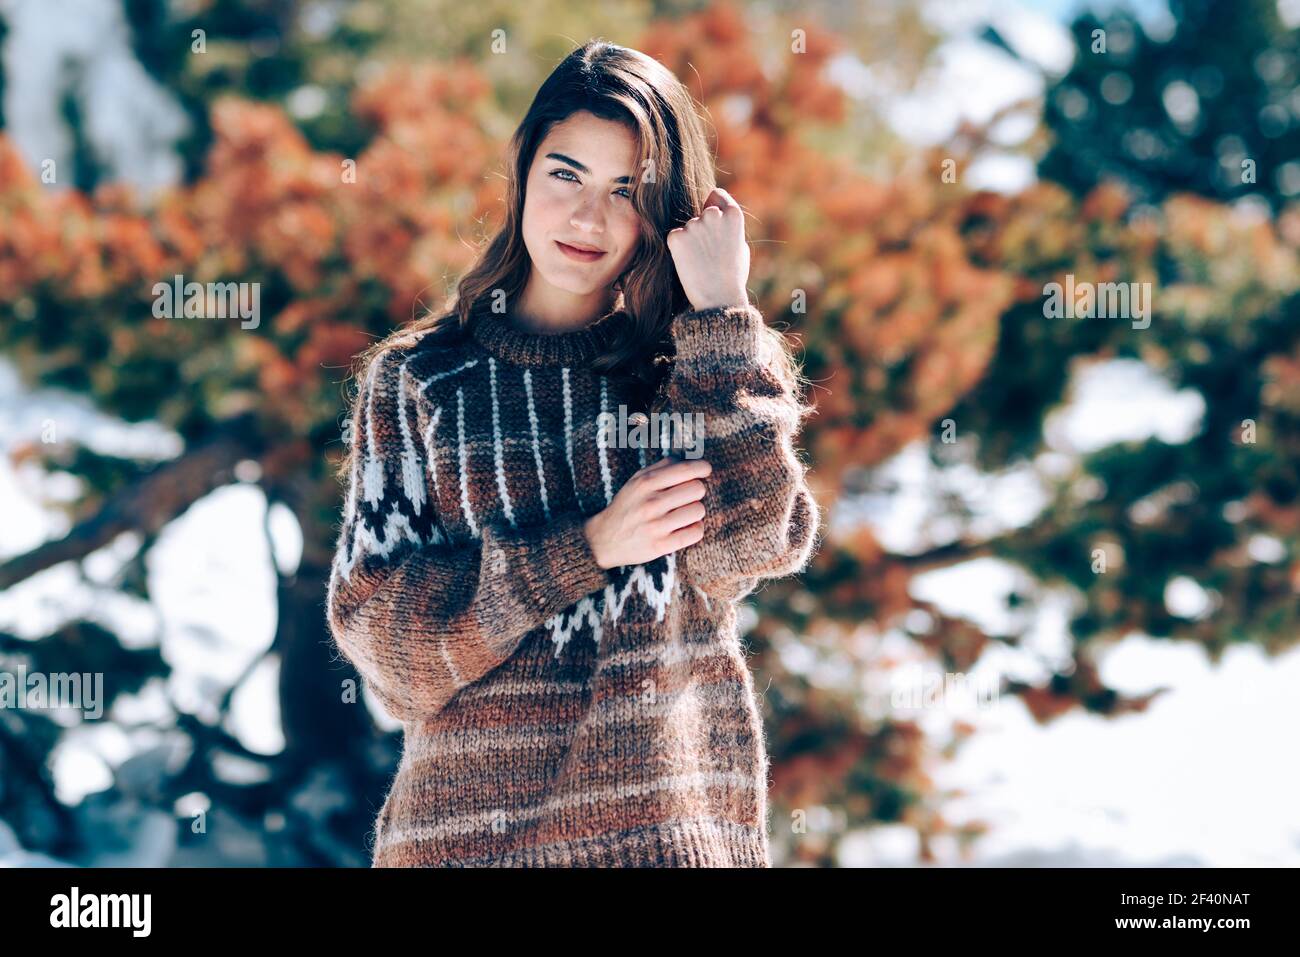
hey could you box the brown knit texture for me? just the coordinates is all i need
[326,300,821,867]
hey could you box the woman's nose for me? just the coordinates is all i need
[570,198,605,231]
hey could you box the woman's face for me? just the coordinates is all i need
[520,111,642,306]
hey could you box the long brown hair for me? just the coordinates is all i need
[336,39,809,483]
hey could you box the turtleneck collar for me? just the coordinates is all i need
[468,295,629,367]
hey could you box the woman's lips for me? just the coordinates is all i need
[556,240,607,262]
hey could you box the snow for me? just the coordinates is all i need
[1,0,1293,869]
[833,353,1300,866]
[0,0,190,194]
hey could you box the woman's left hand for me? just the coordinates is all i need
[666,187,751,312]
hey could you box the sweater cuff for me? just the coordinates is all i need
[670,303,764,364]
[511,511,611,613]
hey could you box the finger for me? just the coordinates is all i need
[644,478,707,517]
[708,187,741,212]
[639,454,701,475]
[662,519,705,552]
[639,455,678,475]
[653,500,706,534]
[641,458,711,491]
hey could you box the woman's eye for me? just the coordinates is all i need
[551,169,631,200]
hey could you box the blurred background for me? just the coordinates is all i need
[1,0,1297,868]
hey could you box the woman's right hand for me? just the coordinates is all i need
[583,457,712,569]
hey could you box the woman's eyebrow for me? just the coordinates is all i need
[545,152,633,185]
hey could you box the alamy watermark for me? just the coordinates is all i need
[878,665,1000,714]
[0,664,104,719]
[1043,274,1152,329]
[152,274,261,329]
[597,405,706,459]
[50,886,150,936]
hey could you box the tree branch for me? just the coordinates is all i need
[0,413,265,589]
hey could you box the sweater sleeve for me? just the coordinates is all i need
[325,345,613,723]
[661,302,822,603]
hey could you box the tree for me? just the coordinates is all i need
[1037,0,1300,212]
[2,0,1296,866]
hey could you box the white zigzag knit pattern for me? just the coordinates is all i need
[335,344,688,655]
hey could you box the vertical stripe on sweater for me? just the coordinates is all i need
[598,377,613,506]
[422,406,442,500]
[361,357,385,507]
[397,357,425,515]
[562,367,579,510]
[523,368,551,522]
[488,358,517,529]
[456,387,479,538]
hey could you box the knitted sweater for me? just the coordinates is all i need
[325,295,821,867]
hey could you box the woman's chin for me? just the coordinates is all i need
[540,271,610,296]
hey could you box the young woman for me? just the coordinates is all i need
[326,40,820,867]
